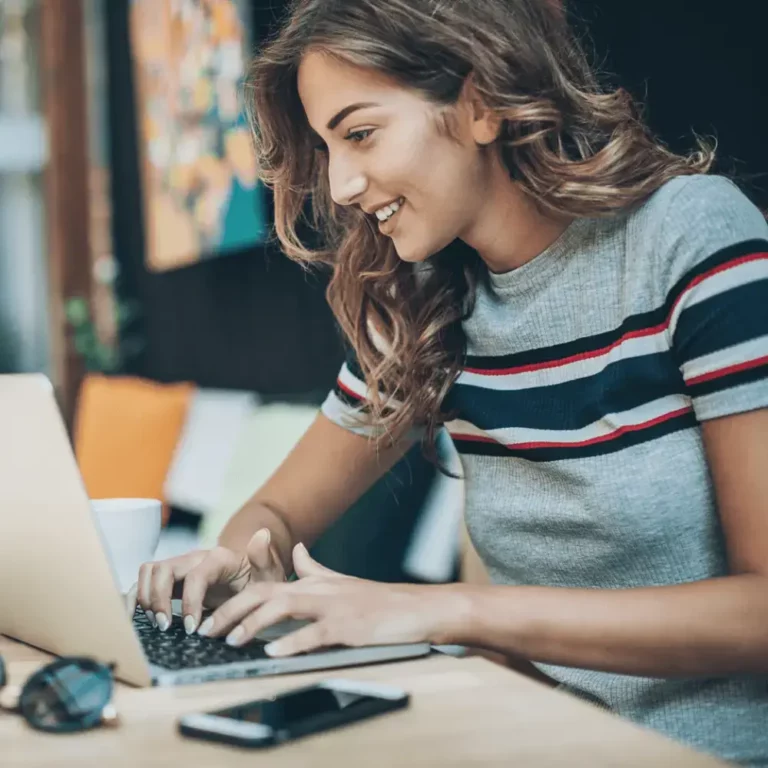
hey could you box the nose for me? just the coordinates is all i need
[328,152,368,207]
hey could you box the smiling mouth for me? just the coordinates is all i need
[376,198,405,233]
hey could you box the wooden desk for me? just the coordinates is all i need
[1,635,728,767]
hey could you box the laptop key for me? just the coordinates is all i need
[132,608,269,670]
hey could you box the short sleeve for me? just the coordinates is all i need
[658,176,768,421]
[320,344,426,441]
[320,345,376,436]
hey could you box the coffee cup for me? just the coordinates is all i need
[91,498,162,592]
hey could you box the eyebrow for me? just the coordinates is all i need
[326,102,380,131]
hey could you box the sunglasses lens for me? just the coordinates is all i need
[19,658,112,733]
[0,656,6,689]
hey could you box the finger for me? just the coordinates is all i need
[137,551,206,627]
[246,528,272,571]
[268,543,287,581]
[198,582,275,638]
[136,562,155,626]
[246,529,286,582]
[182,547,247,635]
[125,583,138,617]
[149,563,175,632]
[264,621,336,658]
[224,594,317,647]
[292,542,340,580]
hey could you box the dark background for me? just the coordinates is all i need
[106,0,768,394]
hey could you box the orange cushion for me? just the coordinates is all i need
[73,375,194,525]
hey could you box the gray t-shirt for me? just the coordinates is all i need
[322,175,768,766]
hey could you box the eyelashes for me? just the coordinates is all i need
[345,128,374,144]
[312,128,376,153]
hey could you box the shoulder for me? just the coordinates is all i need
[628,174,768,291]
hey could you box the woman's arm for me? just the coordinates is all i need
[198,407,768,675]
[218,412,416,572]
[448,407,768,677]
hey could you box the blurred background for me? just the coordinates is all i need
[0,0,765,582]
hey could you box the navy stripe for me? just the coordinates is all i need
[444,351,684,431]
[464,239,768,372]
[665,238,768,316]
[452,409,697,462]
[686,358,768,400]
[334,345,368,405]
[344,346,366,381]
[673,278,768,364]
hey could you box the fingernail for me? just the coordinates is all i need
[264,642,281,657]
[145,610,156,627]
[226,626,245,647]
[258,528,271,545]
[156,612,170,632]
[184,615,198,635]
[197,617,214,637]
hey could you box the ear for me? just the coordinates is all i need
[461,74,502,146]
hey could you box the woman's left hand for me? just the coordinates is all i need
[196,543,465,656]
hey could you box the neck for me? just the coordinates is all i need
[460,152,573,274]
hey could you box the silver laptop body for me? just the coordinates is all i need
[0,374,431,686]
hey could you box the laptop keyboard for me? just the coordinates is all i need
[133,608,269,671]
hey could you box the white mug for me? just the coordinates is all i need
[91,498,162,592]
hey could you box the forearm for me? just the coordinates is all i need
[217,413,416,571]
[445,575,768,677]
[218,500,296,571]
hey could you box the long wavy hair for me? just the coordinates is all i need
[247,0,713,462]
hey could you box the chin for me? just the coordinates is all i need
[392,237,444,264]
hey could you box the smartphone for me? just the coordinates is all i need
[178,679,410,748]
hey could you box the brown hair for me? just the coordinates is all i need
[247,0,713,463]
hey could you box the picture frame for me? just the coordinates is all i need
[129,0,267,272]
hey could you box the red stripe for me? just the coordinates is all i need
[465,252,768,378]
[666,252,767,329]
[686,353,768,386]
[464,324,665,377]
[451,406,694,451]
[449,432,497,445]
[336,379,365,401]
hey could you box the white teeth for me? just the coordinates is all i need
[375,198,403,222]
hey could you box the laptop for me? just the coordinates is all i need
[0,374,432,687]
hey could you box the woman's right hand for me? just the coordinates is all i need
[125,528,287,635]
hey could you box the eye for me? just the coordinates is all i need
[345,128,375,144]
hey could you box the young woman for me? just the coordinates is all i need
[134,1,768,763]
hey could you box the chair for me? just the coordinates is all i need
[73,374,194,525]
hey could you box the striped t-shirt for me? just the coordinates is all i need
[321,174,768,766]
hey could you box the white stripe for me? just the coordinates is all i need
[447,393,692,447]
[669,257,768,337]
[337,363,369,401]
[337,363,405,408]
[457,329,669,391]
[681,334,768,383]
[321,391,375,436]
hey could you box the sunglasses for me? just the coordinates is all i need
[0,655,117,733]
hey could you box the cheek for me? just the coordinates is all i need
[395,143,477,253]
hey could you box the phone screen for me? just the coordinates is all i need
[214,686,391,732]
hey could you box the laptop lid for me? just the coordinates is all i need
[0,374,152,686]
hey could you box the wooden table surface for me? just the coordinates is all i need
[1,634,728,767]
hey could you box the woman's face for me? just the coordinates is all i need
[297,51,496,264]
